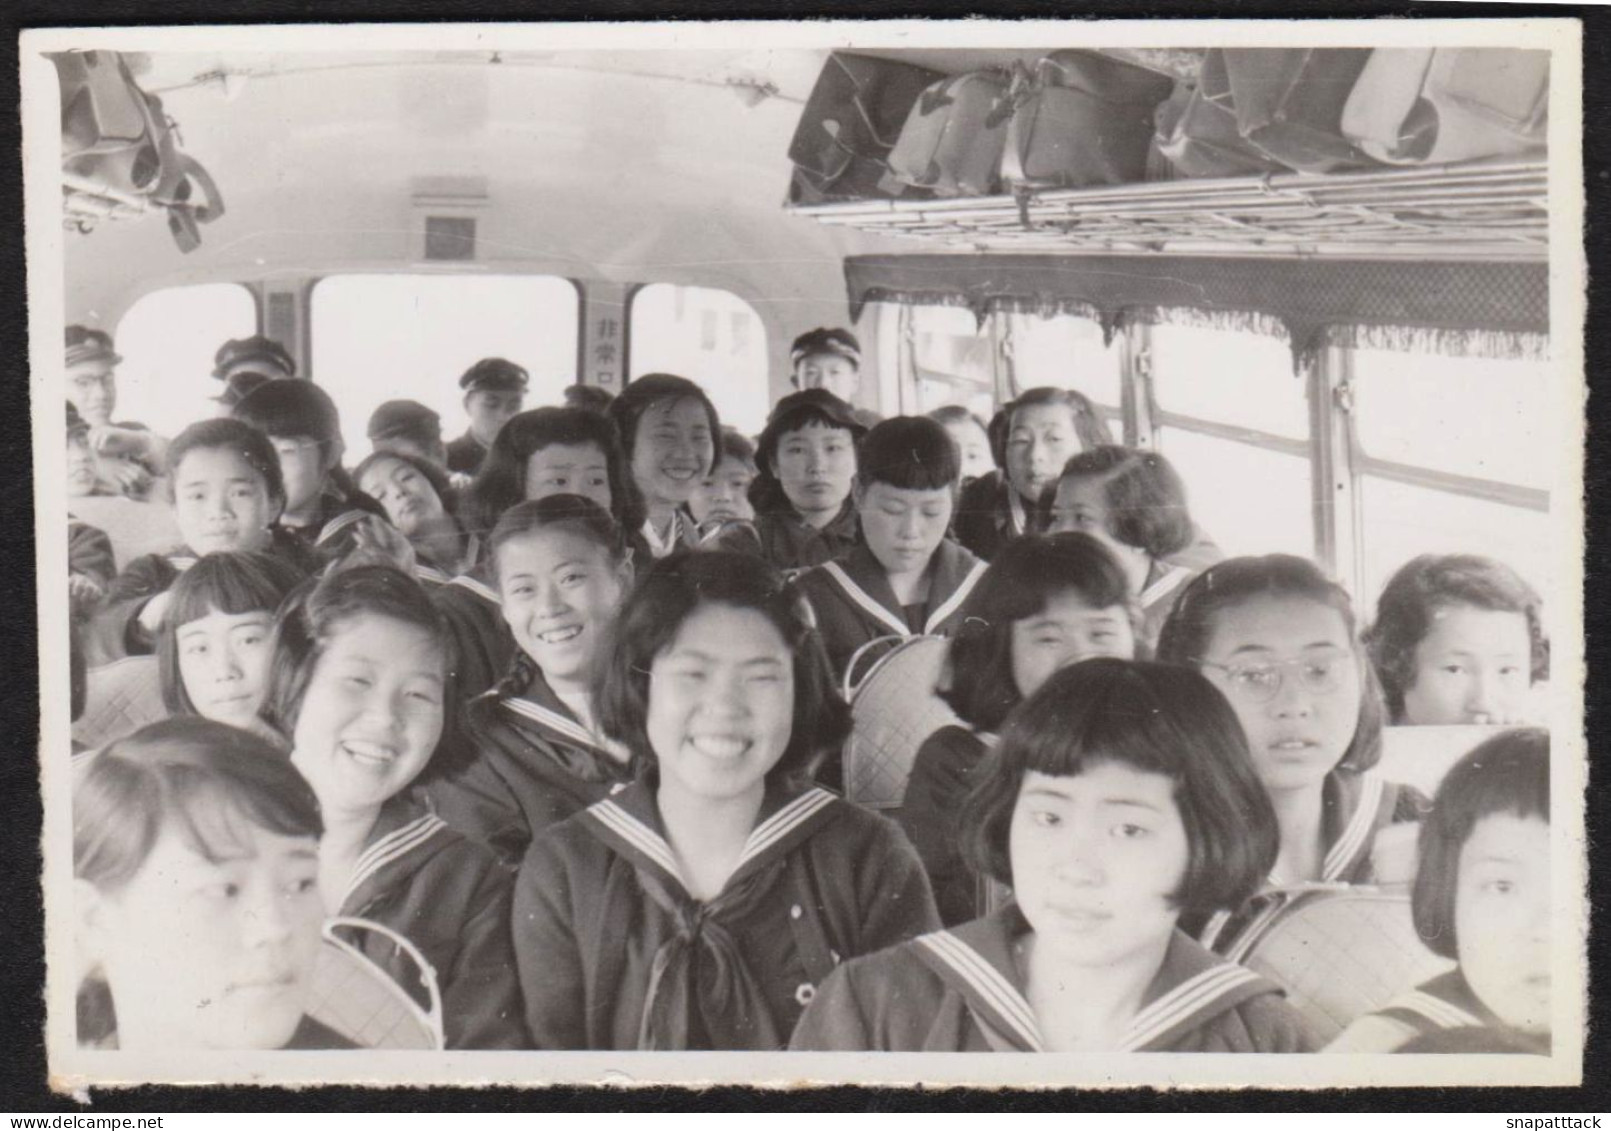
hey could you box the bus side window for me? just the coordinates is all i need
[629,284,769,437]
[114,283,258,437]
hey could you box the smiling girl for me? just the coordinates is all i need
[607,374,720,559]
[428,496,636,863]
[512,551,938,1049]
[264,565,526,1048]
[792,659,1305,1052]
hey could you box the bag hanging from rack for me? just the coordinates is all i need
[1340,47,1549,166]
[887,70,1013,197]
[1148,49,1294,180]
[786,52,946,203]
[1000,50,1175,191]
[1219,47,1380,173]
[57,50,175,200]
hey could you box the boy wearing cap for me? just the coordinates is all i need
[368,399,451,468]
[790,327,881,430]
[211,335,296,414]
[447,358,528,476]
[64,326,167,497]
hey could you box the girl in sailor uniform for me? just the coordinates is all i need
[428,496,636,864]
[73,718,350,1051]
[445,407,647,698]
[794,416,987,682]
[355,450,479,584]
[96,419,318,660]
[1044,446,1216,651]
[511,551,940,1050]
[791,659,1307,1053]
[1329,728,1550,1053]
[900,533,1138,926]
[606,374,720,560]
[157,551,306,742]
[1155,556,1429,949]
[264,564,527,1049]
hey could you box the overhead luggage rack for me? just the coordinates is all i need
[786,159,1548,261]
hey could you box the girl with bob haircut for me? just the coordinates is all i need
[444,406,642,698]
[1330,729,1550,1053]
[954,386,1112,562]
[714,389,865,571]
[792,659,1306,1052]
[353,449,477,583]
[1364,554,1548,727]
[512,551,939,1050]
[794,416,986,680]
[158,551,306,739]
[428,496,636,864]
[899,533,1139,925]
[1156,555,1427,947]
[264,564,526,1049]
[607,373,721,559]
[73,717,348,1050]
[96,418,317,660]
[1044,445,1213,649]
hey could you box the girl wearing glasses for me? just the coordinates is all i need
[1155,555,1428,947]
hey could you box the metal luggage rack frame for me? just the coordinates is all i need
[786,159,1549,261]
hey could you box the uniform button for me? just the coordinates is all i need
[795,982,816,1006]
[790,904,803,920]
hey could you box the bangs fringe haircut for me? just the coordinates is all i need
[856,415,960,492]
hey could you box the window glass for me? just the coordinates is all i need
[1359,477,1550,610]
[112,284,257,439]
[311,274,580,457]
[1005,309,1122,410]
[1352,349,1552,490]
[1150,323,1307,440]
[1154,427,1313,560]
[907,304,994,419]
[629,284,769,437]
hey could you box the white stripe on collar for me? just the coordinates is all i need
[1386,989,1484,1031]
[1120,962,1263,1051]
[1323,771,1386,881]
[414,563,453,585]
[916,931,1043,1051]
[315,508,369,547]
[733,789,836,871]
[342,813,447,908]
[501,697,603,751]
[820,562,909,639]
[589,799,683,880]
[924,559,988,634]
[1007,489,1027,537]
[1139,564,1193,610]
[447,573,500,603]
[641,513,685,559]
[168,555,198,572]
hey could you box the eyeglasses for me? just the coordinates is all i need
[1200,654,1352,704]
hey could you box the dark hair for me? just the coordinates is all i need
[942,533,1138,732]
[487,494,629,589]
[76,717,322,894]
[1047,445,1194,559]
[716,427,757,469]
[986,406,1010,471]
[159,552,309,716]
[928,404,989,435]
[563,385,615,414]
[231,378,343,447]
[960,658,1277,916]
[1001,387,1114,467]
[462,407,640,537]
[263,565,458,766]
[607,373,721,477]
[352,449,460,525]
[1155,554,1386,773]
[67,401,89,442]
[1412,728,1549,960]
[751,390,863,515]
[1364,555,1550,722]
[164,418,287,512]
[856,415,959,492]
[593,551,849,781]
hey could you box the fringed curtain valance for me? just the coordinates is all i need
[845,255,1549,372]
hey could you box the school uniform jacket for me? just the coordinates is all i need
[710,501,861,574]
[1138,559,1198,652]
[1370,968,1509,1042]
[794,541,987,680]
[897,725,994,927]
[1190,768,1431,951]
[446,431,489,477]
[431,565,516,701]
[512,776,940,1050]
[339,793,527,1049]
[639,508,701,560]
[789,905,1308,1052]
[427,657,635,864]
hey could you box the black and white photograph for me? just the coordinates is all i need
[20,17,1586,1091]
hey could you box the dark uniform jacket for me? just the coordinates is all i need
[446,431,489,477]
[897,725,994,927]
[710,500,860,574]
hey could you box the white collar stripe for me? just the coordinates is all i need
[821,562,909,638]
[316,509,368,546]
[917,932,1043,1051]
[1122,963,1261,1051]
[344,814,446,906]
[448,574,500,603]
[502,698,599,750]
[415,564,453,584]
[1139,566,1192,608]
[169,555,198,571]
[590,800,683,880]
[1389,990,1484,1030]
[1324,772,1385,880]
[735,790,835,870]
[925,560,989,633]
[641,514,684,559]
[1007,489,1026,536]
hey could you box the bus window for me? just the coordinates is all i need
[310,273,580,456]
[113,283,257,438]
[1153,427,1313,560]
[1005,309,1122,414]
[629,284,769,436]
[1150,323,1307,439]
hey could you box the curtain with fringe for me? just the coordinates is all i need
[844,255,1549,373]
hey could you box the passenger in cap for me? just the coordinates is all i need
[65,325,167,498]
[367,399,455,479]
[448,358,529,477]
[210,336,297,415]
[789,327,880,429]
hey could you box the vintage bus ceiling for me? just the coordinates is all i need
[62,50,917,328]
